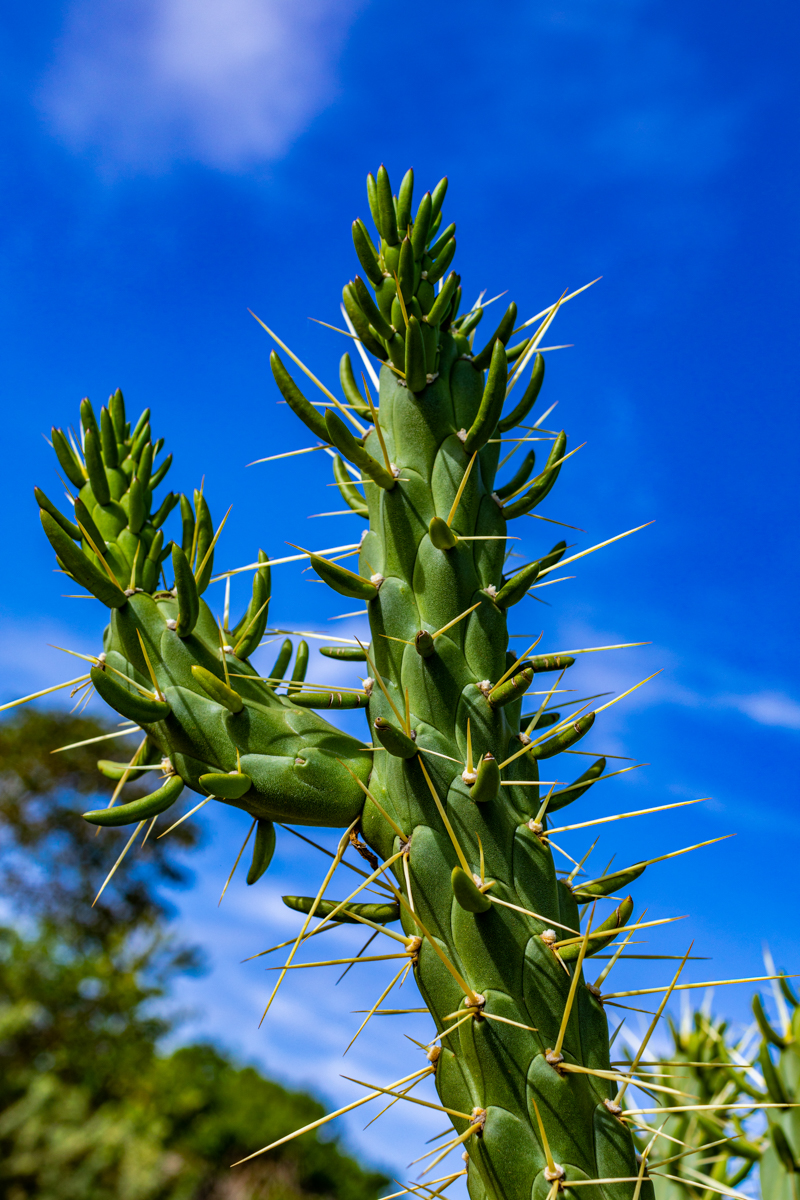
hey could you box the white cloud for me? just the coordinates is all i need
[552,620,800,733]
[39,0,366,171]
[718,691,800,731]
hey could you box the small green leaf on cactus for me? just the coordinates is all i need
[530,652,576,673]
[471,301,517,371]
[470,753,500,803]
[464,339,508,454]
[290,690,370,709]
[429,516,458,550]
[451,866,492,913]
[270,350,329,443]
[199,771,252,800]
[247,819,276,885]
[282,896,401,925]
[487,662,534,708]
[90,665,169,723]
[560,896,634,961]
[191,665,244,713]
[498,352,545,432]
[374,717,417,759]
[308,551,379,600]
[572,861,646,901]
[83,773,183,826]
[324,410,395,491]
[172,543,199,636]
[319,645,367,661]
[753,993,790,1050]
[530,712,595,759]
[41,511,128,608]
[34,486,81,541]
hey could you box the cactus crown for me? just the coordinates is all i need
[22,163,765,1200]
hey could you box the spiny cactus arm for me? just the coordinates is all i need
[32,392,372,881]
[249,165,681,1200]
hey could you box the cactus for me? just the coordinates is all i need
[643,1006,762,1197]
[19,164,789,1200]
[749,975,800,1198]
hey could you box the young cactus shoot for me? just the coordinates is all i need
[16,164,788,1200]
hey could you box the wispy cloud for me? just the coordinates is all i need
[39,0,366,172]
[717,691,800,730]
[553,619,800,733]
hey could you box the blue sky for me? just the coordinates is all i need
[1,0,798,1184]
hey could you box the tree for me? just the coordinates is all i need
[0,709,387,1200]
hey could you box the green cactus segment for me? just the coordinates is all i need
[428,515,459,551]
[339,354,371,417]
[324,410,396,490]
[497,354,545,433]
[572,861,645,903]
[83,773,183,826]
[560,898,634,962]
[269,351,329,442]
[247,819,276,885]
[35,485,81,540]
[503,432,567,519]
[191,665,244,713]
[282,896,402,925]
[328,166,654,1200]
[753,992,789,1049]
[36,397,373,826]
[42,390,180,601]
[232,551,270,659]
[495,559,542,609]
[97,758,143,780]
[463,341,508,452]
[530,653,576,673]
[92,589,372,826]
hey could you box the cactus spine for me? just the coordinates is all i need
[28,164,757,1200]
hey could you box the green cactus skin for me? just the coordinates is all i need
[32,167,682,1200]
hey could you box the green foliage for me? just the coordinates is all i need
[0,709,197,945]
[0,710,386,1200]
